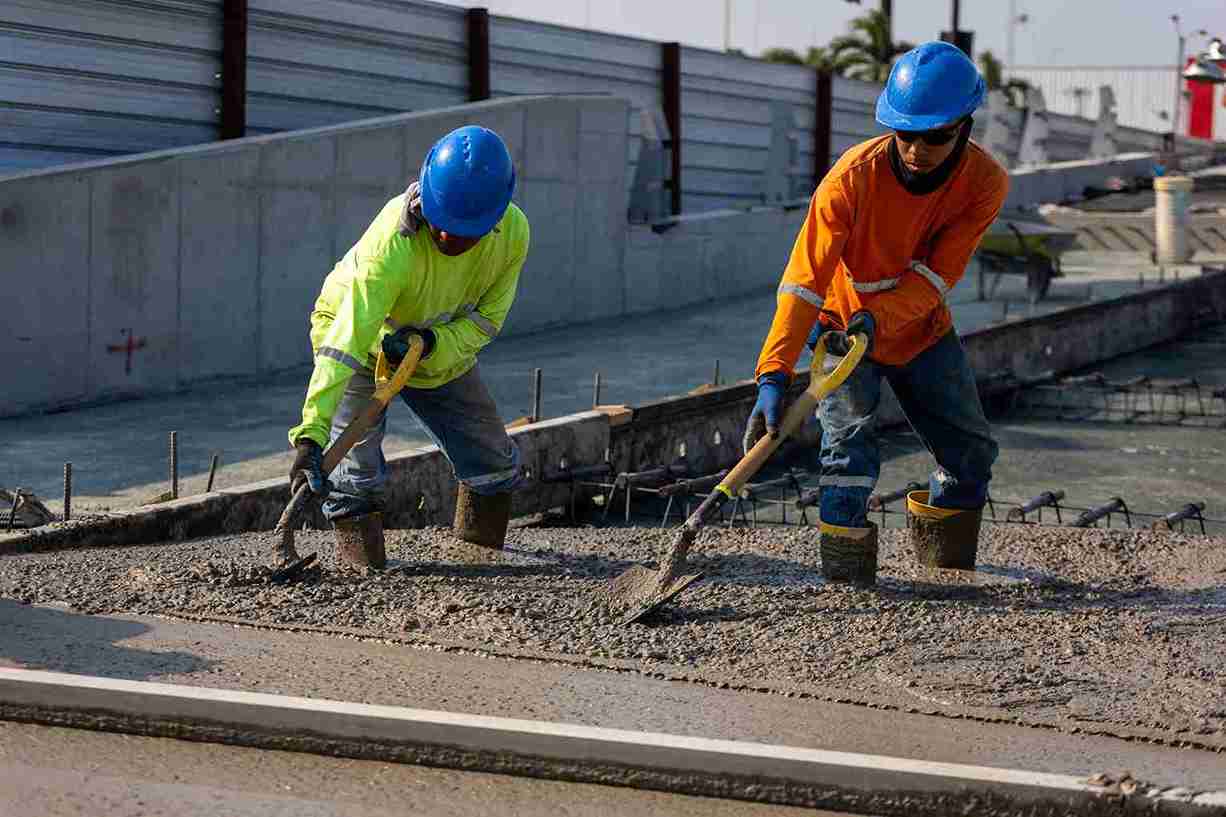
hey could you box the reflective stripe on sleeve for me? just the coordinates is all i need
[850,277,900,293]
[317,346,370,373]
[469,312,499,337]
[777,282,822,307]
[910,261,950,296]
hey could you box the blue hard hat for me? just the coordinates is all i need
[875,41,986,131]
[419,126,516,237]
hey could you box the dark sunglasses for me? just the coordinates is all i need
[894,119,965,146]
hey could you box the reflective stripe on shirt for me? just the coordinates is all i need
[777,282,822,307]
[850,277,900,293]
[819,475,877,489]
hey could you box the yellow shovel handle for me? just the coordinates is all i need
[717,333,867,497]
[373,334,424,405]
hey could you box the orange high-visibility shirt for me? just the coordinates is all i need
[756,134,1009,376]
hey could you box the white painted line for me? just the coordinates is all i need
[1,668,1223,814]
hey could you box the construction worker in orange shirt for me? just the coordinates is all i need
[744,41,1009,581]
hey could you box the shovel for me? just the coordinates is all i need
[269,335,424,582]
[604,333,868,623]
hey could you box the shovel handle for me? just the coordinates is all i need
[717,333,867,497]
[319,336,424,475]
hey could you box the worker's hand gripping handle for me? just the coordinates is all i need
[717,333,867,497]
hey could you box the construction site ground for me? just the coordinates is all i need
[5,255,1226,811]
[1,255,1215,515]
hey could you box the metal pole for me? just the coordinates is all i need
[951,0,960,35]
[531,368,542,423]
[592,372,602,408]
[713,359,721,387]
[169,431,179,500]
[1007,0,1016,73]
[63,463,72,522]
[723,0,732,52]
[1173,17,1185,139]
[219,0,248,139]
[206,453,221,493]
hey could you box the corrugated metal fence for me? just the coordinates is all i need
[0,0,1197,211]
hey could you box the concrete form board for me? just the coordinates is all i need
[15,669,1220,817]
[0,173,91,414]
[177,150,261,382]
[257,137,337,372]
[520,100,580,182]
[87,160,181,398]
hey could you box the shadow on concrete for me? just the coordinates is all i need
[0,599,215,680]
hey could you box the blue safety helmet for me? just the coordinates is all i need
[419,126,516,238]
[875,41,986,132]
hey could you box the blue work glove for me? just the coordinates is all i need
[823,310,876,356]
[742,371,789,455]
[396,180,424,237]
[381,327,435,366]
[289,439,330,496]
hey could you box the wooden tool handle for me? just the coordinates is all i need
[718,333,867,497]
[321,335,424,476]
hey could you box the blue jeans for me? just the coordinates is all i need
[814,329,998,528]
[323,363,521,521]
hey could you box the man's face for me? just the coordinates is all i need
[428,223,484,256]
[892,117,966,174]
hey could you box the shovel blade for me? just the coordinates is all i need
[605,564,704,625]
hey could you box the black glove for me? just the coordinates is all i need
[381,327,435,367]
[823,310,876,356]
[289,439,330,496]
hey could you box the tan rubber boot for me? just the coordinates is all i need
[453,484,512,549]
[819,519,879,585]
[334,512,386,569]
[906,490,982,570]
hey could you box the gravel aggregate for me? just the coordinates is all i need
[2,522,1224,748]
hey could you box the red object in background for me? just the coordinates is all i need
[1185,56,1226,140]
[106,329,147,375]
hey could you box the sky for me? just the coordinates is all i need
[432,0,1224,67]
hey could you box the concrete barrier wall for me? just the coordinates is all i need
[1005,153,1156,211]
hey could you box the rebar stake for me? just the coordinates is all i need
[593,371,602,408]
[169,431,179,500]
[206,453,221,493]
[531,368,542,423]
[63,463,72,522]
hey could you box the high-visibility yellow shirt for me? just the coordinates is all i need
[289,194,530,447]
[756,134,1008,376]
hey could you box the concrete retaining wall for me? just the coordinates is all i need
[1005,153,1156,211]
[5,271,1224,555]
[0,94,808,417]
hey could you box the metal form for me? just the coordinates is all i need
[1152,502,1207,533]
[206,454,221,493]
[467,8,491,102]
[169,432,179,501]
[220,0,248,139]
[1071,497,1130,529]
[62,464,72,523]
[1006,490,1066,524]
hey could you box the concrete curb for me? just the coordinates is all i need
[1,668,1223,815]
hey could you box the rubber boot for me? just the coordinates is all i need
[819,519,879,585]
[334,512,386,569]
[453,484,511,549]
[906,490,982,570]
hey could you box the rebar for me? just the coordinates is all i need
[713,359,721,387]
[1006,489,1066,523]
[62,463,72,522]
[1152,502,1207,534]
[592,372,602,408]
[1071,497,1129,528]
[169,431,179,500]
[206,453,220,493]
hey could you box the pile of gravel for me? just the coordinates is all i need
[2,523,1224,746]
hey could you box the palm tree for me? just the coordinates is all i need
[979,49,1032,107]
[828,9,912,83]
[761,47,805,65]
